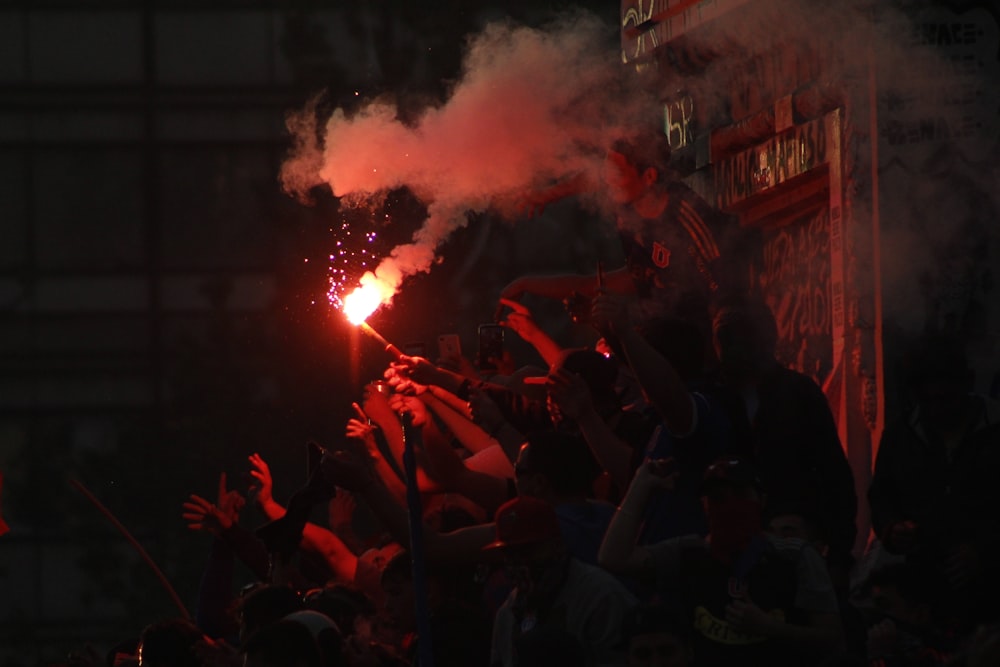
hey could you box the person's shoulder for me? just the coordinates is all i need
[664,180,733,224]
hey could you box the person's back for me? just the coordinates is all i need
[707,296,857,560]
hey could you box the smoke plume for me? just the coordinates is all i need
[281,11,658,305]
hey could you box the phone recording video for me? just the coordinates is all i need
[437,333,462,361]
[477,324,504,372]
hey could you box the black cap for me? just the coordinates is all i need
[700,457,762,495]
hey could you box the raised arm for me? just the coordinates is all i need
[497,298,565,367]
[419,386,494,455]
[500,267,633,304]
[412,407,510,515]
[321,443,498,565]
[545,368,635,492]
[345,404,408,503]
[592,292,696,435]
[247,452,358,583]
[598,459,678,578]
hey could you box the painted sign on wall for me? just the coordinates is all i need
[713,115,828,210]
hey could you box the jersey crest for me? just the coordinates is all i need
[651,241,671,268]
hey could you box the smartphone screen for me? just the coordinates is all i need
[477,324,504,372]
[437,333,462,360]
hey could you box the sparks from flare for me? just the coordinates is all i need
[328,217,403,359]
[343,285,404,360]
[327,218,381,313]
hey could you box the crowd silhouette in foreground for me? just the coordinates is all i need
[52,134,1000,666]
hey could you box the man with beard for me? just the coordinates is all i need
[486,495,636,667]
[599,457,842,667]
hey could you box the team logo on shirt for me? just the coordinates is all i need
[693,605,784,645]
[651,241,671,268]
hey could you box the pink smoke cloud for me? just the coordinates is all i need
[282,11,657,304]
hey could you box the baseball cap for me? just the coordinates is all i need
[483,496,561,552]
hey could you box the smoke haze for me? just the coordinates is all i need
[282,10,659,303]
[282,1,999,350]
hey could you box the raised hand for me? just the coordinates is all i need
[346,402,377,447]
[182,472,245,535]
[633,458,680,492]
[385,364,427,396]
[498,298,541,340]
[390,354,440,387]
[388,393,430,427]
[248,453,275,508]
[216,471,245,526]
[545,368,594,422]
[182,493,233,535]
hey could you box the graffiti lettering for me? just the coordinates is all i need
[665,95,695,150]
[714,117,828,209]
[916,22,981,47]
[755,210,832,384]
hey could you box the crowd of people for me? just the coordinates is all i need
[64,133,1000,667]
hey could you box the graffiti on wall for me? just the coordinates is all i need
[714,116,828,210]
[754,208,832,386]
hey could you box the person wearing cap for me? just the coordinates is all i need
[599,456,842,667]
[487,495,636,667]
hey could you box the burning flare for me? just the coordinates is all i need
[340,271,404,360]
[342,272,394,325]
